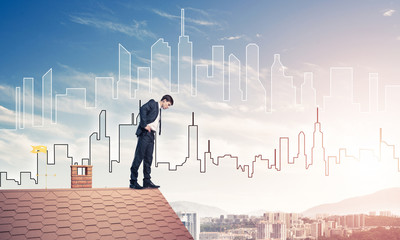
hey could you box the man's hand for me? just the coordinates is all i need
[145,125,152,132]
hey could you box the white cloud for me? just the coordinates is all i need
[0,83,55,129]
[0,84,16,102]
[0,118,80,168]
[0,106,15,125]
[57,63,98,86]
[189,18,216,27]
[383,9,395,16]
[191,56,270,101]
[0,131,36,168]
[303,62,320,68]
[152,9,177,20]
[203,101,233,111]
[184,7,211,17]
[70,15,156,39]
[152,9,218,27]
[153,53,170,64]
[131,51,151,65]
[219,35,244,41]
[256,33,262,38]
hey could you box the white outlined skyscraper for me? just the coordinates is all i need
[384,85,400,112]
[22,77,34,128]
[42,69,53,124]
[151,38,171,92]
[227,53,240,102]
[324,67,357,112]
[118,44,132,99]
[330,67,353,102]
[15,87,21,129]
[177,8,193,94]
[369,73,378,112]
[246,43,260,102]
[271,54,296,111]
[195,45,224,101]
[301,72,317,109]
[212,46,224,100]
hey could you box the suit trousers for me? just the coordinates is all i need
[130,131,155,183]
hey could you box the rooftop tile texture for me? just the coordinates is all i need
[0,188,193,240]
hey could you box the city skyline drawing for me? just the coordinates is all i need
[1,3,400,214]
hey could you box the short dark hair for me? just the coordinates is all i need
[161,95,174,105]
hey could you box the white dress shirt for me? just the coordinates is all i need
[148,102,161,132]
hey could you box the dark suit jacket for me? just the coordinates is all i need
[136,99,159,136]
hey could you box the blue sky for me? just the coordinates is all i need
[1,1,400,213]
[2,0,400,107]
[1,1,398,74]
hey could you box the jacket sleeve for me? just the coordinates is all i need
[138,99,155,129]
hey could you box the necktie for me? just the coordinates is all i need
[159,108,162,135]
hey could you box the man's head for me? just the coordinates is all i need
[160,95,174,109]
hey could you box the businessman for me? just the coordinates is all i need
[130,95,174,189]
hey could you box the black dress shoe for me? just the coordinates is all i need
[143,180,160,188]
[129,182,143,189]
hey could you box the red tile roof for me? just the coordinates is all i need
[0,188,193,239]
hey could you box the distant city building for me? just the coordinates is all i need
[178,212,200,240]
[330,229,344,238]
[200,232,221,240]
[200,229,255,240]
[257,221,268,239]
[369,211,376,216]
[263,212,285,223]
[342,214,365,229]
[260,212,303,239]
[270,223,286,240]
[257,220,286,240]
[380,211,392,217]
[309,221,324,239]
[285,213,300,228]
[263,212,300,227]
[201,212,387,240]
[345,215,355,228]
[291,226,306,239]
[226,214,249,223]
[354,214,365,228]
[316,213,329,220]
[200,217,213,224]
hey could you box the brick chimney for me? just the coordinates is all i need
[71,165,93,188]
